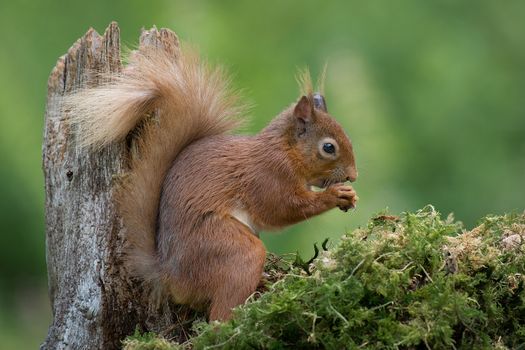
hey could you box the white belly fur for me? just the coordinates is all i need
[231,207,259,236]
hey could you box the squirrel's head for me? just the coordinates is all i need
[288,93,357,188]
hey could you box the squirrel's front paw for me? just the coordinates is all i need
[326,183,358,212]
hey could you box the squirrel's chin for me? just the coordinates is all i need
[307,178,326,190]
[309,185,327,193]
[307,178,334,192]
[307,178,351,192]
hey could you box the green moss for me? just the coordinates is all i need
[124,206,525,349]
[122,329,177,350]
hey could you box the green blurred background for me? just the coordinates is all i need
[1,0,524,348]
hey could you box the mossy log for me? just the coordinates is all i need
[124,208,525,349]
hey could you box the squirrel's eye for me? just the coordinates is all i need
[323,143,335,154]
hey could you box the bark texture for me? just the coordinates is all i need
[41,22,191,350]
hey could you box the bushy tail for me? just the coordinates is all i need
[65,47,246,283]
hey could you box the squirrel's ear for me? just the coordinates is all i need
[293,95,314,123]
[313,93,327,112]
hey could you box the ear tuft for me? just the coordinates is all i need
[293,95,313,122]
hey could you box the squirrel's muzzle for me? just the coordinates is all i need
[346,167,358,183]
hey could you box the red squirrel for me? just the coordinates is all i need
[66,47,358,321]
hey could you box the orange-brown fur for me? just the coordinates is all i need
[65,46,357,321]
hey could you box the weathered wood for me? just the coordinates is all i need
[41,22,190,350]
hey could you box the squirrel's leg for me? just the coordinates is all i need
[162,216,265,320]
[203,217,266,321]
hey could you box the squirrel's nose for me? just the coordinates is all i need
[346,168,358,183]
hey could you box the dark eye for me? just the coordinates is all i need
[323,143,335,154]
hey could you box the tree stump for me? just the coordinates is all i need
[41,22,192,350]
